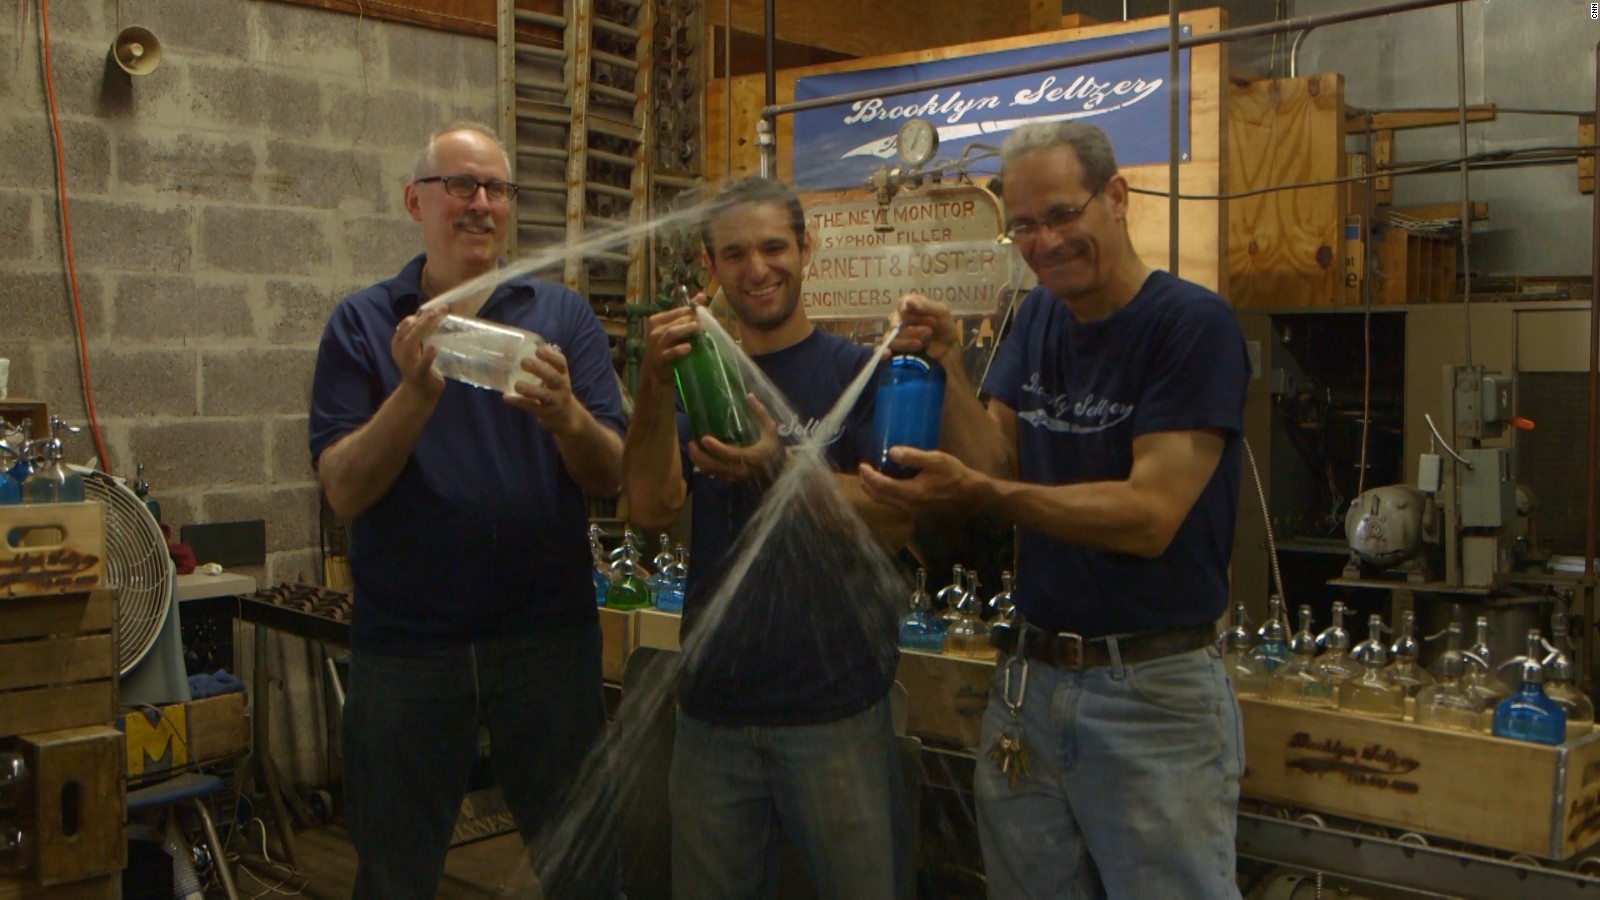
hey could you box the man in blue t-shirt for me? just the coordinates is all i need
[310,122,624,898]
[862,123,1249,898]
[623,177,913,898]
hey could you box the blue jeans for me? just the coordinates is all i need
[670,698,911,900]
[975,646,1243,900]
[343,620,618,899]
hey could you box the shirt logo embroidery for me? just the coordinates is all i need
[1018,373,1135,434]
[780,417,845,447]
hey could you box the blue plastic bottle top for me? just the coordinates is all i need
[872,355,946,479]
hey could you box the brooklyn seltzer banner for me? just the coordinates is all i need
[792,27,1191,191]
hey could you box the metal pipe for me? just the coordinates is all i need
[1288,27,1314,79]
[1456,2,1473,366]
[1585,41,1600,686]
[764,0,776,110]
[1168,0,1180,275]
[761,0,1468,121]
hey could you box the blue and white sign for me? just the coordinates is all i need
[792,28,1191,191]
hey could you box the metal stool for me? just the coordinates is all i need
[126,771,239,900]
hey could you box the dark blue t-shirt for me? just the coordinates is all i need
[981,270,1248,637]
[309,254,626,654]
[677,329,899,727]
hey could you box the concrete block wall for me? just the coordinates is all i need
[0,0,497,586]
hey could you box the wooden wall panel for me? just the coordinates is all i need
[707,9,1230,293]
[1227,73,1346,309]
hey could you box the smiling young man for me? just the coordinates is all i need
[310,121,624,898]
[861,122,1250,898]
[623,177,913,899]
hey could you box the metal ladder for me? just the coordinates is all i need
[495,0,707,364]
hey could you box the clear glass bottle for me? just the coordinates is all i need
[426,314,547,394]
[1384,609,1435,719]
[605,532,652,611]
[1492,633,1567,746]
[935,564,967,629]
[670,285,759,447]
[1543,614,1595,740]
[1339,614,1406,720]
[987,571,1016,635]
[897,568,946,654]
[1416,649,1486,734]
[1267,605,1337,709]
[1221,600,1269,698]
[1313,601,1364,688]
[646,534,676,606]
[1463,615,1512,732]
[22,417,84,504]
[0,816,29,876]
[588,525,614,606]
[945,571,995,661]
[870,354,946,479]
[1250,595,1293,675]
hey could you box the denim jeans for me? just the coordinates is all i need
[343,619,618,899]
[974,646,1243,900]
[669,698,911,900]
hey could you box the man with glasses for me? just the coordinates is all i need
[311,121,624,898]
[862,121,1249,898]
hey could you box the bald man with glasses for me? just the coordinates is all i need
[311,121,624,898]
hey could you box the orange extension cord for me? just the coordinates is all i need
[39,0,112,474]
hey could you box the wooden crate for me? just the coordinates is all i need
[0,401,50,442]
[893,651,994,751]
[0,590,116,741]
[598,607,637,684]
[1377,226,1456,304]
[16,727,126,886]
[1239,697,1600,860]
[0,503,105,599]
[0,874,116,899]
[635,608,682,651]
[116,691,250,782]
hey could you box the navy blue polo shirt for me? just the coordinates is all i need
[676,329,900,727]
[309,254,626,654]
[982,270,1249,637]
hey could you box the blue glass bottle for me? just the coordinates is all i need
[1493,633,1566,746]
[0,448,20,506]
[655,546,687,614]
[897,568,946,653]
[1,424,29,487]
[871,354,946,479]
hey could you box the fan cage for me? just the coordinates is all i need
[78,468,172,675]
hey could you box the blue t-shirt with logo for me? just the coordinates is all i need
[677,329,899,727]
[309,254,626,654]
[981,270,1249,637]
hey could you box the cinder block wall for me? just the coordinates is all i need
[0,0,496,586]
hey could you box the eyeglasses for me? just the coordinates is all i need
[415,174,519,203]
[1003,191,1102,243]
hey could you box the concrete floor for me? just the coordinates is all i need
[236,825,538,899]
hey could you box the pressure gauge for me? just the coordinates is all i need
[896,118,939,168]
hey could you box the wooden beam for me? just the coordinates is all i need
[1580,115,1595,195]
[256,0,497,37]
[1346,104,1495,133]
[1389,201,1489,222]
[706,0,1056,61]
[1374,129,1393,205]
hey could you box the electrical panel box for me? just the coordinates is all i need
[1459,447,1515,528]
[1481,375,1514,429]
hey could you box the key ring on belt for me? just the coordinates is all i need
[1001,628,1029,713]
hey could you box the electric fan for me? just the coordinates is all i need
[76,467,173,675]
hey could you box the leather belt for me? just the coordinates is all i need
[991,621,1215,670]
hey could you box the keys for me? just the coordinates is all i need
[985,722,1030,791]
